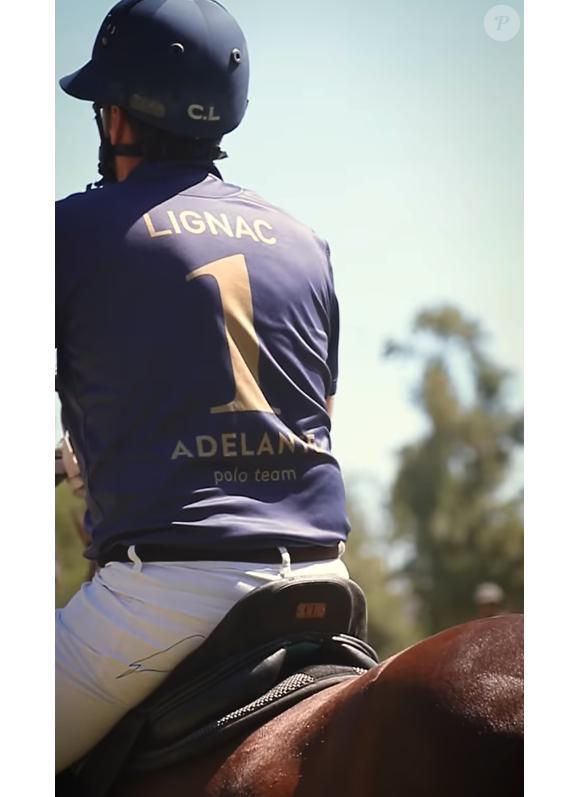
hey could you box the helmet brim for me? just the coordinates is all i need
[59,60,111,103]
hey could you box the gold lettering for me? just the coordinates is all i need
[197,435,218,456]
[298,436,310,452]
[171,440,194,459]
[254,220,276,245]
[235,216,259,242]
[143,212,172,238]
[180,211,206,235]
[187,255,278,414]
[305,432,325,454]
[256,433,275,455]
[241,433,255,456]
[278,433,296,454]
[167,210,182,234]
[270,470,280,482]
[221,433,238,457]
[204,212,234,238]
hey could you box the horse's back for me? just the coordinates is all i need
[364,614,523,795]
[115,614,523,797]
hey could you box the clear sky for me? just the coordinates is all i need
[55,0,523,525]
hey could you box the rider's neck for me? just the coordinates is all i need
[114,155,143,182]
[107,105,143,182]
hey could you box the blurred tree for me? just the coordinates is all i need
[383,305,523,635]
[343,501,420,659]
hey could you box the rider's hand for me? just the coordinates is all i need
[61,434,87,500]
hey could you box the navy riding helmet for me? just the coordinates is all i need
[59,0,250,181]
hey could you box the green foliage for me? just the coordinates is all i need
[55,485,90,607]
[384,305,523,635]
[342,502,421,659]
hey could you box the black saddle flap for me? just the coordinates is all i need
[146,647,287,746]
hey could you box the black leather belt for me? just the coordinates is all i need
[99,543,341,567]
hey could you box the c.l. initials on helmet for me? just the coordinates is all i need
[188,105,221,121]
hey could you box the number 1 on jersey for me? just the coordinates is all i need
[186,254,279,414]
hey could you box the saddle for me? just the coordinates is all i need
[65,576,378,797]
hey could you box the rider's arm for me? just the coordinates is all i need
[62,434,87,500]
[55,442,66,487]
[56,367,86,500]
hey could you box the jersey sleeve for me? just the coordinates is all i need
[327,291,339,396]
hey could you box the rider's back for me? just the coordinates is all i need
[56,162,348,560]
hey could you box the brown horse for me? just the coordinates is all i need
[111,613,523,797]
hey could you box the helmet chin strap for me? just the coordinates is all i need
[87,103,226,189]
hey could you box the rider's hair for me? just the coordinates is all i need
[123,110,221,162]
